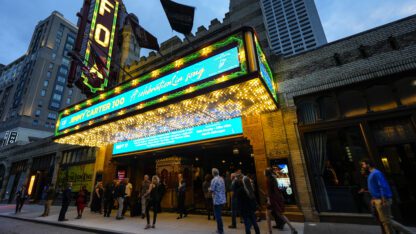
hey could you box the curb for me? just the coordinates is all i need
[0,214,132,234]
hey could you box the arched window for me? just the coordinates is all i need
[366,85,397,112]
[317,96,339,120]
[395,77,416,106]
[338,90,367,117]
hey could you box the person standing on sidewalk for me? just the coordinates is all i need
[238,176,260,234]
[140,175,151,219]
[176,173,188,219]
[91,182,103,213]
[103,179,116,217]
[15,185,28,214]
[122,178,133,217]
[361,159,394,234]
[229,171,243,229]
[115,179,126,220]
[58,182,72,221]
[76,185,88,219]
[210,168,226,234]
[202,174,214,220]
[41,183,55,217]
[144,175,161,229]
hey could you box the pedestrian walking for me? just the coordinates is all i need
[140,175,151,219]
[210,168,226,234]
[238,176,260,234]
[144,175,162,229]
[103,179,117,217]
[202,174,214,220]
[41,183,55,217]
[115,179,126,220]
[58,182,72,221]
[361,159,394,234]
[75,185,88,219]
[176,173,188,219]
[122,178,133,216]
[265,168,297,234]
[15,185,28,214]
[91,182,103,213]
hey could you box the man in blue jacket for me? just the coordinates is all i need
[361,159,393,234]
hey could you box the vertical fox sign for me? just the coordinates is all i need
[70,0,120,95]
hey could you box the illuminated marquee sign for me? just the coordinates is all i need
[58,47,240,131]
[113,117,243,155]
[80,0,120,94]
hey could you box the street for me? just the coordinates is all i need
[0,217,94,234]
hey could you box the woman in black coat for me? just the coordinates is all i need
[238,176,260,234]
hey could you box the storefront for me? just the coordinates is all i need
[27,154,55,201]
[293,70,416,226]
[54,27,293,214]
[56,147,96,193]
[3,160,28,203]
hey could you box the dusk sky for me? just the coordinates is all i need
[1,0,416,64]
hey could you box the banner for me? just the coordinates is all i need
[128,14,160,51]
[160,0,195,35]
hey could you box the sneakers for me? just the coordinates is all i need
[144,224,151,229]
[228,225,237,229]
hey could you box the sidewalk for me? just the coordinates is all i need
[0,204,303,234]
[1,204,414,234]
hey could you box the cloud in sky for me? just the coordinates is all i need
[1,0,416,64]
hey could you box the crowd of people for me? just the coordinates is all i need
[12,167,299,233]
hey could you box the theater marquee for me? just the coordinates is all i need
[55,27,278,149]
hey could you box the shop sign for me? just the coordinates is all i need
[113,117,243,155]
[58,47,240,131]
[79,0,120,94]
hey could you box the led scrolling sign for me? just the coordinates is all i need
[113,117,243,155]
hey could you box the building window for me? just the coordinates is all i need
[51,102,60,109]
[51,53,56,60]
[38,100,43,107]
[43,80,49,87]
[46,71,51,78]
[66,98,71,105]
[55,84,64,92]
[48,63,54,69]
[47,113,57,120]
[59,66,68,76]
[32,119,39,125]
[52,93,62,101]
[62,57,70,67]
[40,89,46,97]
[57,76,66,83]
[44,122,49,128]
[35,109,41,117]
[68,89,73,96]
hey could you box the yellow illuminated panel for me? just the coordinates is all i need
[28,175,36,196]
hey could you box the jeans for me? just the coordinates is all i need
[214,204,224,234]
[178,193,187,217]
[141,196,147,214]
[231,197,239,226]
[372,199,393,234]
[43,200,53,216]
[117,197,124,218]
[243,213,260,234]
